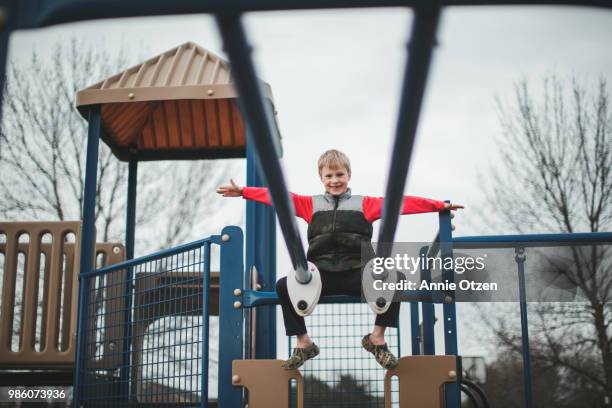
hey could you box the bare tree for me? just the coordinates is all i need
[0,38,235,250]
[479,75,612,405]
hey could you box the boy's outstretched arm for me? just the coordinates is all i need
[362,195,464,223]
[216,179,313,223]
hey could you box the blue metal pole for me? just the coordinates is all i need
[216,226,244,407]
[245,150,256,360]
[376,5,441,256]
[453,231,612,247]
[420,246,436,355]
[410,301,420,355]
[439,207,460,408]
[121,159,137,399]
[73,105,101,407]
[215,14,310,283]
[125,159,137,259]
[200,241,211,408]
[246,142,277,359]
[515,247,534,408]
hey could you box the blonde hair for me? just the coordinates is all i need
[318,149,351,175]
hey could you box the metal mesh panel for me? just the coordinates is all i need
[289,303,400,407]
[79,240,214,407]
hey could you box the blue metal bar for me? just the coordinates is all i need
[119,158,137,397]
[420,245,436,356]
[73,105,101,407]
[410,302,420,355]
[439,207,460,408]
[396,316,402,360]
[245,147,256,360]
[515,247,534,408]
[242,289,447,308]
[453,232,612,248]
[215,13,310,283]
[216,226,244,407]
[376,5,441,255]
[5,1,612,30]
[246,142,277,359]
[419,234,441,355]
[125,159,138,260]
[201,241,212,408]
[83,237,213,277]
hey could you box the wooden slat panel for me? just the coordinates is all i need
[192,100,207,148]
[0,222,82,367]
[21,233,40,350]
[218,99,233,147]
[101,103,126,125]
[205,100,219,147]
[56,241,71,351]
[141,122,155,149]
[164,101,181,148]
[177,100,194,148]
[43,232,63,351]
[232,102,246,147]
[108,104,151,145]
[39,246,51,351]
[0,231,18,350]
[152,105,168,148]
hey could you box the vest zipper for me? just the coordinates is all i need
[332,196,339,232]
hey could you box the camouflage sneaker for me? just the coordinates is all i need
[361,334,399,369]
[282,343,320,370]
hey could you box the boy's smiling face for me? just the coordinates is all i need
[320,165,351,197]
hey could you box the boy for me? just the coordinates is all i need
[217,149,463,369]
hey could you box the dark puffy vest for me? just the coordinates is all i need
[307,189,374,272]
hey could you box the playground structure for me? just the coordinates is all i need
[0,222,126,386]
[0,2,611,407]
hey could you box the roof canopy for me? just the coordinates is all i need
[76,42,277,161]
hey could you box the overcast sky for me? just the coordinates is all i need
[8,5,612,362]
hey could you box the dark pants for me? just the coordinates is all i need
[275,268,400,336]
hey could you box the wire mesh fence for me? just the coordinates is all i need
[289,302,400,407]
[78,239,215,407]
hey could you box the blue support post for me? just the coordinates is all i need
[125,159,137,259]
[439,207,460,408]
[246,142,277,359]
[201,241,212,408]
[410,301,420,355]
[73,105,101,407]
[420,246,436,355]
[515,247,534,408]
[121,159,137,398]
[216,226,244,407]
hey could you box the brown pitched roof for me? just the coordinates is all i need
[75,42,276,161]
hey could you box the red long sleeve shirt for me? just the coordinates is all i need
[242,186,446,224]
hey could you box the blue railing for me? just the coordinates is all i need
[448,230,612,408]
[75,226,244,407]
[75,221,611,408]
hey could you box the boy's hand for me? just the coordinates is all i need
[445,203,464,211]
[216,179,243,197]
